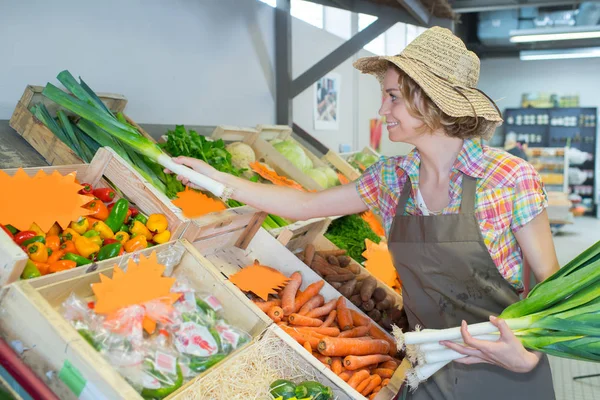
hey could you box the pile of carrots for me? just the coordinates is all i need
[253,271,401,399]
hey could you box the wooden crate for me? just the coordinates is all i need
[0,240,272,400]
[186,210,401,399]
[322,149,362,181]
[0,147,191,285]
[9,85,156,166]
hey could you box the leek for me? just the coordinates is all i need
[56,110,83,159]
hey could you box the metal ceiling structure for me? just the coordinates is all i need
[451,0,588,13]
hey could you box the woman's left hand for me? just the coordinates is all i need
[440,316,541,373]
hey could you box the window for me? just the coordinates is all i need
[257,0,276,7]
[291,0,324,29]
[359,13,385,55]
[324,7,352,40]
[386,23,407,55]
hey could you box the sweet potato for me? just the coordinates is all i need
[330,282,343,289]
[316,249,346,257]
[350,294,363,307]
[360,277,377,302]
[347,263,362,275]
[362,298,375,312]
[337,255,351,267]
[327,255,340,266]
[325,273,355,282]
[373,287,387,302]
[338,279,357,298]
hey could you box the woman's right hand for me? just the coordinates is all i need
[163,156,221,189]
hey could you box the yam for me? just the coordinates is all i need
[373,287,387,302]
[337,255,351,267]
[325,273,355,282]
[339,279,357,298]
[360,277,377,302]
[368,309,382,322]
[327,255,340,266]
[350,294,363,307]
[362,299,375,312]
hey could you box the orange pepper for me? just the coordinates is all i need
[46,235,61,252]
[60,240,78,255]
[86,217,102,226]
[124,235,147,253]
[46,223,61,237]
[48,260,77,273]
[48,249,65,264]
[27,242,48,263]
[32,261,50,275]
[84,200,109,220]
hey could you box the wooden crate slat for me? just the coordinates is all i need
[0,230,27,286]
[323,149,361,181]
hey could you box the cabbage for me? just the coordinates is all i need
[354,152,379,168]
[305,168,329,188]
[317,166,340,188]
[272,139,313,171]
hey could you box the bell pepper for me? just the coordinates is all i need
[46,223,61,237]
[132,214,148,225]
[130,220,153,240]
[92,221,114,240]
[29,223,46,238]
[20,259,41,280]
[75,236,100,259]
[48,260,77,273]
[105,199,130,233]
[27,243,48,263]
[45,235,61,252]
[22,236,45,247]
[15,231,36,245]
[70,218,90,235]
[119,224,130,234]
[146,214,168,234]
[129,207,140,218]
[114,231,130,245]
[32,261,50,276]
[152,230,171,244]
[4,225,18,235]
[63,253,92,266]
[124,235,147,253]
[48,249,65,264]
[78,182,93,195]
[84,200,109,220]
[82,230,103,247]
[97,243,122,261]
[92,188,116,203]
[60,240,77,255]
[1,225,14,239]
[103,238,119,245]
[61,228,81,243]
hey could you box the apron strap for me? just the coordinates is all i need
[460,174,477,214]
[394,176,412,218]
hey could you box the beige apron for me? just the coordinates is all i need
[389,174,555,400]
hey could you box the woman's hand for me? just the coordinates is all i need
[163,156,220,189]
[440,316,541,373]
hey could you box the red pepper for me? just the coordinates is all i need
[103,238,119,245]
[1,225,14,239]
[78,183,93,195]
[93,188,116,203]
[129,207,139,218]
[14,231,36,245]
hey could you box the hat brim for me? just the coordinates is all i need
[354,55,503,140]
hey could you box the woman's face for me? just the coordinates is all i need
[379,67,424,144]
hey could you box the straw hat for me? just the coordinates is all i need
[354,26,502,140]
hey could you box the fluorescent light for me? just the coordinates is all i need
[520,47,600,61]
[510,26,600,43]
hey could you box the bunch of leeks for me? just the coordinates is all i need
[393,239,600,391]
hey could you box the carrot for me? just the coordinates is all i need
[317,337,390,356]
[379,360,398,370]
[281,272,302,315]
[306,299,337,318]
[347,370,370,389]
[336,297,353,331]
[316,249,346,257]
[372,368,394,379]
[252,299,281,312]
[298,294,324,315]
[289,313,323,327]
[267,306,284,322]
[331,357,343,375]
[322,310,337,327]
[339,325,370,338]
[362,375,382,396]
[381,378,390,387]
[338,370,354,382]
[356,375,373,393]
[368,324,397,356]
[350,309,372,327]
[280,325,321,348]
[296,326,340,336]
[303,341,312,353]
[344,354,393,370]
[314,353,332,366]
[369,390,381,399]
[294,281,325,312]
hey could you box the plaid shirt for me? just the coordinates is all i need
[356,138,548,291]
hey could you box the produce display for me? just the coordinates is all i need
[398,239,600,391]
[2,183,170,279]
[325,214,382,264]
[347,151,379,172]
[61,263,250,399]
[251,270,401,398]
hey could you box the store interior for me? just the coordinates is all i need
[1,1,600,399]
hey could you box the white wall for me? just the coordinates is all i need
[0,0,275,126]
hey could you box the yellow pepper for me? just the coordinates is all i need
[27,242,48,263]
[84,233,103,247]
[146,214,168,234]
[114,231,130,245]
[46,222,61,237]
[152,230,171,244]
[29,223,46,238]
[92,221,114,239]
[70,217,90,235]
[60,228,81,243]
[130,220,153,240]
[75,236,101,259]
[124,235,147,253]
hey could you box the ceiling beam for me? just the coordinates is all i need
[302,0,421,24]
[452,0,587,13]
[396,0,430,25]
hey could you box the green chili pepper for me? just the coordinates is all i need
[77,329,102,351]
[209,326,222,352]
[5,225,18,235]
[105,199,130,233]
[22,236,45,247]
[63,252,93,266]
[96,243,122,261]
[82,230,100,238]
[188,354,226,373]
[20,259,41,279]
[119,223,130,234]
[132,213,148,225]
[196,299,217,322]
[140,364,183,399]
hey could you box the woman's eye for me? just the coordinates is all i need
[390,94,397,101]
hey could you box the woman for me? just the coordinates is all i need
[169,27,560,399]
